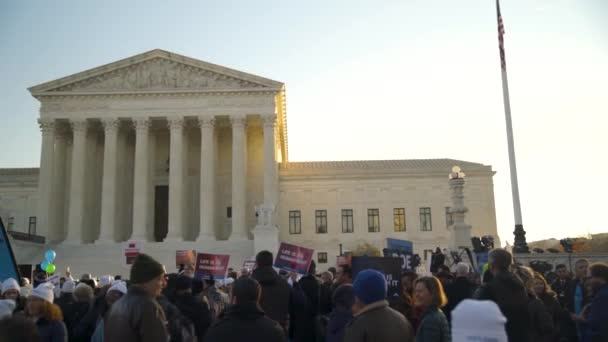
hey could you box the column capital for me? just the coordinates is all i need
[70,119,88,133]
[38,118,55,134]
[100,118,121,132]
[261,114,277,128]
[230,115,247,128]
[133,117,151,132]
[167,116,185,130]
[197,116,216,129]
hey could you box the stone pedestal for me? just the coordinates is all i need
[253,203,280,255]
[448,177,472,250]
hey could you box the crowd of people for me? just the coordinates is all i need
[0,248,607,342]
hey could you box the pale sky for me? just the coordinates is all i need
[1,0,606,245]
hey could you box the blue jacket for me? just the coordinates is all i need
[416,307,451,342]
[583,284,608,342]
[326,307,353,342]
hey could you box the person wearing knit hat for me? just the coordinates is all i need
[104,253,168,342]
[344,269,414,342]
[98,275,114,288]
[88,280,129,342]
[0,299,16,319]
[1,278,21,301]
[451,299,507,342]
[26,282,68,342]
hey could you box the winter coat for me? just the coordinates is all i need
[565,278,589,314]
[538,292,563,342]
[173,292,212,342]
[62,300,91,342]
[443,276,476,322]
[319,282,334,315]
[474,271,531,342]
[289,275,322,342]
[104,285,169,342]
[158,295,196,342]
[343,300,414,342]
[550,278,570,308]
[251,266,291,328]
[36,317,68,342]
[203,302,287,342]
[72,297,106,342]
[528,293,555,342]
[582,284,608,342]
[326,307,353,342]
[416,306,450,342]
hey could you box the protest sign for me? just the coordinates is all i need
[383,238,415,271]
[176,250,196,267]
[194,253,230,280]
[336,255,352,267]
[242,259,256,270]
[274,242,314,275]
[0,218,20,282]
[386,238,413,253]
[123,241,142,265]
[48,274,60,287]
[351,256,402,297]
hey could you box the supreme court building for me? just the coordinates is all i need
[0,50,499,275]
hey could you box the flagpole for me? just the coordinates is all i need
[496,0,529,253]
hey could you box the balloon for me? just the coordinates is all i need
[45,250,56,263]
[41,260,49,270]
[45,263,56,274]
[482,263,489,273]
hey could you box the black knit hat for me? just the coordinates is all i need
[130,254,165,284]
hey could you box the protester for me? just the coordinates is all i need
[25,282,68,342]
[334,264,353,289]
[63,282,94,340]
[203,277,228,321]
[444,262,476,322]
[580,262,608,342]
[240,267,251,278]
[104,253,169,342]
[289,260,322,342]
[402,271,418,297]
[89,280,127,342]
[328,267,337,279]
[172,275,212,342]
[1,277,26,313]
[414,276,450,342]
[251,250,291,331]
[0,314,40,342]
[550,264,571,308]
[203,277,287,342]
[532,271,562,340]
[319,270,334,315]
[565,258,590,339]
[344,269,413,342]
[474,248,531,342]
[326,284,354,342]
[21,277,33,297]
[451,299,508,342]
[511,265,554,342]
[0,299,15,319]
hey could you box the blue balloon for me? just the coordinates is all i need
[45,250,56,262]
[41,260,49,270]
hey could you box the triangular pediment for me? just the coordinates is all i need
[29,49,283,95]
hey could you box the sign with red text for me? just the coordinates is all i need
[194,253,230,280]
[176,250,196,267]
[274,242,314,275]
[123,241,142,265]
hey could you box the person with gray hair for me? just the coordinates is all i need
[444,262,476,323]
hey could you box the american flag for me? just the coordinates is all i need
[497,0,506,70]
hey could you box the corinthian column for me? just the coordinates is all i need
[37,118,55,241]
[98,118,120,242]
[52,127,68,241]
[198,116,215,241]
[230,115,247,239]
[167,117,185,241]
[66,119,88,243]
[131,118,151,241]
[262,115,277,207]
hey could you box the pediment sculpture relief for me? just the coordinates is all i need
[52,58,264,91]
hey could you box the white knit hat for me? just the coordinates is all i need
[0,299,15,319]
[62,280,76,293]
[224,277,235,286]
[1,278,20,293]
[451,299,508,342]
[99,275,114,288]
[108,280,127,295]
[31,282,55,303]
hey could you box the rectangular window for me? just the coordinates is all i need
[445,207,453,229]
[315,210,328,234]
[341,209,354,233]
[318,252,328,264]
[393,208,406,232]
[7,217,14,231]
[227,207,232,218]
[368,209,380,232]
[28,216,37,235]
[420,207,432,231]
[289,210,301,235]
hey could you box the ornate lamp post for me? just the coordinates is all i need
[449,166,472,249]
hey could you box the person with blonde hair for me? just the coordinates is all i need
[414,276,450,342]
[533,271,562,340]
[25,282,67,342]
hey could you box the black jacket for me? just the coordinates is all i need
[173,293,212,342]
[289,275,321,342]
[474,271,531,342]
[528,293,555,342]
[251,266,291,326]
[61,300,91,342]
[565,278,589,314]
[319,282,333,315]
[72,293,108,342]
[550,278,570,308]
[444,276,476,322]
[203,302,287,342]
